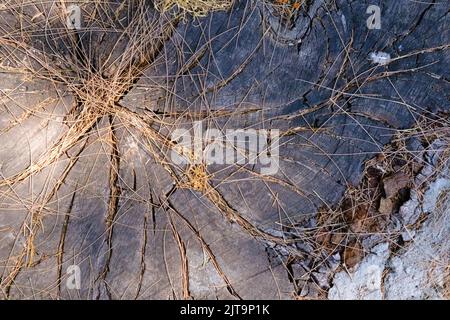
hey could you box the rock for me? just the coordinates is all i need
[384,164,450,299]
[379,197,394,215]
[343,240,363,268]
[329,143,450,300]
[383,172,410,199]
[399,198,421,225]
[328,243,389,300]
[400,229,415,242]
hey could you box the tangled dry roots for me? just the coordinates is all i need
[155,0,232,16]
[0,0,449,300]
[0,0,302,298]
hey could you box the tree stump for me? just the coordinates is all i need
[0,0,448,299]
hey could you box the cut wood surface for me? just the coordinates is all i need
[0,0,448,299]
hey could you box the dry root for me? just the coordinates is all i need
[155,0,232,16]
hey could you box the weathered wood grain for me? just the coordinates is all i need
[0,0,448,299]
